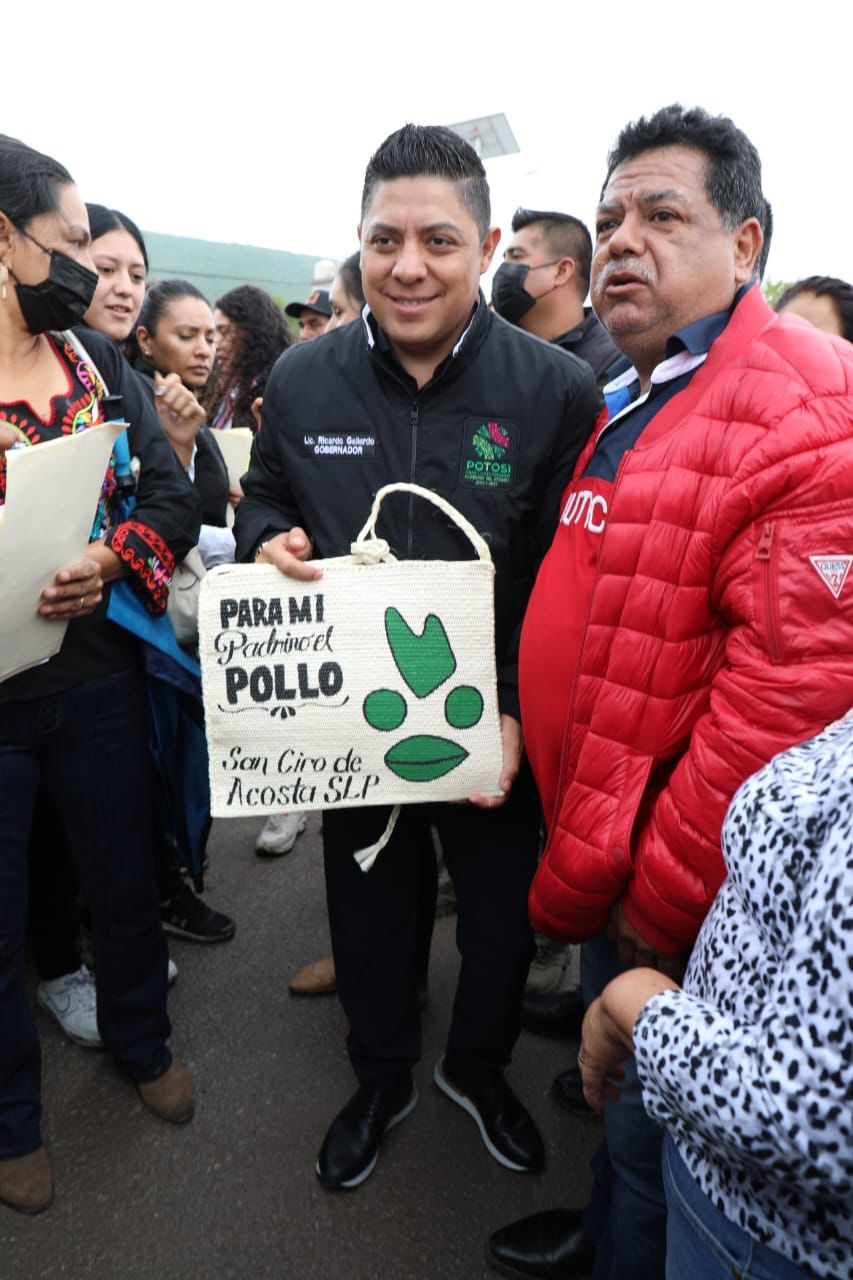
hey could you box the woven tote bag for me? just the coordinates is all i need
[198,483,504,831]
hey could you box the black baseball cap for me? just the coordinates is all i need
[285,288,332,319]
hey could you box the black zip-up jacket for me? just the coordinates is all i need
[235,296,597,718]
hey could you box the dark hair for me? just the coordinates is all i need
[755,199,773,282]
[604,104,769,272]
[361,124,491,239]
[511,207,593,294]
[776,275,853,343]
[0,134,73,228]
[138,278,207,334]
[130,278,209,365]
[85,203,149,271]
[203,284,293,427]
[336,251,365,308]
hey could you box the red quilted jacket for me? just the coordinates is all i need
[528,287,853,954]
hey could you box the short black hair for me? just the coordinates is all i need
[755,199,773,282]
[337,251,365,308]
[361,124,491,239]
[511,207,593,294]
[776,275,853,343]
[604,104,769,270]
[86,203,149,271]
[0,134,73,229]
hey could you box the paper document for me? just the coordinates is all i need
[0,421,124,682]
[212,428,253,529]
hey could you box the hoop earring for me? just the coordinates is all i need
[0,262,8,303]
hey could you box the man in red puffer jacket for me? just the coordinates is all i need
[486,103,853,1280]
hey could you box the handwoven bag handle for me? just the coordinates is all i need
[353,482,493,564]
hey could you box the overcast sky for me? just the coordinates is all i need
[10,1,849,289]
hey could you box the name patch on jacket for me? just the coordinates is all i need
[301,432,376,458]
[460,417,519,489]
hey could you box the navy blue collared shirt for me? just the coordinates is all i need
[583,283,753,481]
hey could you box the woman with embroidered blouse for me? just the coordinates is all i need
[25,217,236,1063]
[576,714,853,1279]
[0,134,201,1215]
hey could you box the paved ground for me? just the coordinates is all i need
[4,815,599,1280]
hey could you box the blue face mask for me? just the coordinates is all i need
[11,228,98,334]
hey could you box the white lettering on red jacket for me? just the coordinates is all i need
[560,488,609,534]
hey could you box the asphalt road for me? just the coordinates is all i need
[4,814,599,1280]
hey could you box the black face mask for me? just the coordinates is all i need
[491,259,561,325]
[10,229,99,334]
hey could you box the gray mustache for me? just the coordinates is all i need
[596,258,656,288]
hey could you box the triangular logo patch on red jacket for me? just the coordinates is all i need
[809,555,853,599]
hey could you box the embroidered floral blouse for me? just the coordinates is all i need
[0,329,200,701]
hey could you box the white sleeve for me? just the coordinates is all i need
[197,523,236,569]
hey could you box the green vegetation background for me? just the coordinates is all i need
[142,229,794,319]
[143,231,322,310]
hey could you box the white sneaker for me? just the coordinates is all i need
[255,812,307,858]
[37,966,103,1049]
[168,956,178,986]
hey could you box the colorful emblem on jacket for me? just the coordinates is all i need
[460,416,519,489]
[363,607,483,781]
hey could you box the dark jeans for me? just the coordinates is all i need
[581,932,667,1280]
[0,669,171,1159]
[27,791,192,985]
[27,795,82,981]
[323,763,539,1087]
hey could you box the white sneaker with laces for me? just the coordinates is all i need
[37,966,102,1049]
[255,812,307,857]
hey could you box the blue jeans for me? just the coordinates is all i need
[0,669,171,1158]
[581,932,667,1280]
[664,1137,811,1279]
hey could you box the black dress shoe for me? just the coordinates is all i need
[550,1067,594,1116]
[521,989,585,1037]
[486,1209,596,1278]
[433,1058,545,1173]
[316,1079,417,1190]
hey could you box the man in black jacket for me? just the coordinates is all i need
[492,207,620,391]
[235,124,596,1191]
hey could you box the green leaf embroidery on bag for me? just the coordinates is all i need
[445,685,483,729]
[384,607,456,698]
[364,609,484,784]
[384,735,469,782]
[363,688,408,732]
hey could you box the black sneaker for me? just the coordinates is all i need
[316,1079,417,1190]
[434,1058,545,1173]
[160,884,235,943]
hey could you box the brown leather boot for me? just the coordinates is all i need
[137,1061,194,1124]
[288,955,337,996]
[0,1146,54,1214]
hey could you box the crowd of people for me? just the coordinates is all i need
[0,104,851,1280]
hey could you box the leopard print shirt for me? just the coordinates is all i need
[634,712,853,1279]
